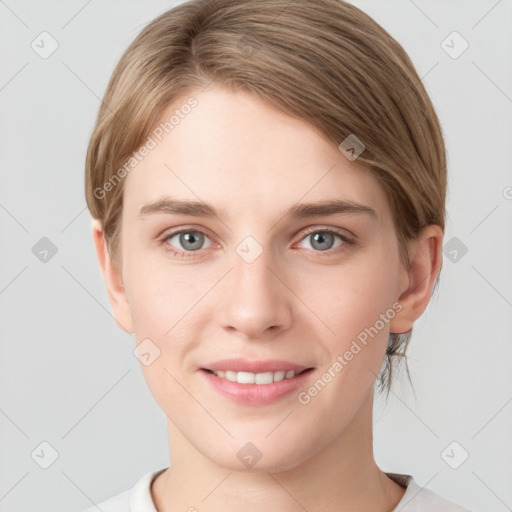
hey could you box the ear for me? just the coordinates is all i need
[390,225,444,334]
[91,218,134,334]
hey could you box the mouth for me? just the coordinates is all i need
[199,366,316,405]
[200,367,314,385]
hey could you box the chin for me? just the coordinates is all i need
[199,434,311,474]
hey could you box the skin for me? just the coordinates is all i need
[92,84,443,511]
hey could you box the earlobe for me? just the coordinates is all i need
[389,225,444,335]
[91,218,134,334]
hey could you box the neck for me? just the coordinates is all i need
[152,392,405,512]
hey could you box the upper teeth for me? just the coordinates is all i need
[211,369,299,384]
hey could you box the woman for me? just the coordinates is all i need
[84,0,472,510]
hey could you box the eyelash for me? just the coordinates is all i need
[159,227,355,259]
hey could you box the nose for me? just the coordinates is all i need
[218,244,293,340]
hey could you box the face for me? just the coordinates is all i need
[112,85,411,471]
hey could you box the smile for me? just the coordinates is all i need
[204,368,310,384]
[200,367,315,406]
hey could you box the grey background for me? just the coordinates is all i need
[0,1,511,511]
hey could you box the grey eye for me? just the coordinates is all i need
[167,231,211,251]
[300,231,345,252]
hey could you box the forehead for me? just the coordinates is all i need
[122,85,390,226]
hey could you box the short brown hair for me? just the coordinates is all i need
[85,0,447,396]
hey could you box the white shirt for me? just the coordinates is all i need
[83,469,473,511]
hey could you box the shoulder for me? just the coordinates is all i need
[82,468,166,512]
[387,473,474,512]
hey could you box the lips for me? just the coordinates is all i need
[200,362,316,405]
[202,368,311,385]
[200,358,313,374]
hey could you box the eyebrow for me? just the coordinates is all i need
[139,197,377,220]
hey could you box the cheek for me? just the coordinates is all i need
[128,269,198,413]
[126,258,207,334]
[305,254,398,388]
[126,263,212,399]
[310,255,398,336]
